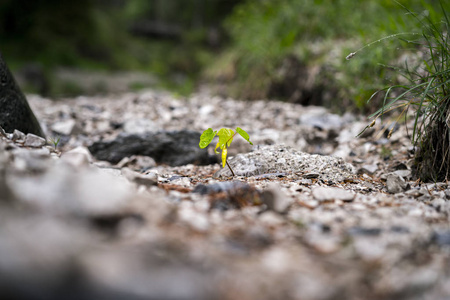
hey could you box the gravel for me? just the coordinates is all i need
[0,89,448,300]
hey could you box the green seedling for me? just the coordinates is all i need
[48,136,61,150]
[199,127,253,176]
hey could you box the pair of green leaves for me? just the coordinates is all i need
[199,127,253,168]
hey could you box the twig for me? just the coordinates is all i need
[226,161,235,177]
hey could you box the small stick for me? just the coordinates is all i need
[226,161,235,177]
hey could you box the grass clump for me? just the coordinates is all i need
[209,0,437,109]
[354,1,450,181]
[47,136,61,150]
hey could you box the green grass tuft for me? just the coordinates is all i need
[358,0,450,181]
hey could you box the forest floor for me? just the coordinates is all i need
[1,89,449,300]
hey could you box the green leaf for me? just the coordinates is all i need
[217,128,235,150]
[199,128,217,148]
[236,127,253,145]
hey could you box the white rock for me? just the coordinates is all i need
[60,146,93,168]
[199,105,215,116]
[51,119,77,135]
[24,134,46,148]
[312,186,355,202]
[7,164,133,216]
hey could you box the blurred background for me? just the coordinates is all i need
[0,0,446,112]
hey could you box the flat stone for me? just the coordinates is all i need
[312,186,355,202]
[303,172,320,179]
[358,164,378,175]
[347,226,382,236]
[261,183,291,213]
[386,173,408,194]
[393,169,412,179]
[60,146,93,168]
[8,164,133,217]
[88,130,214,166]
[121,167,158,187]
[24,133,46,148]
[215,145,354,181]
[51,119,77,135]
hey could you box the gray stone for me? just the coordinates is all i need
[358,164,378,175]
[177,201,210,231]
[404,188,423,198]
[193,181,249,195]
[116,155,156,171]
[60,146,93,168]
[386,173,408,194]
[215,145,354,181]
[121,167,158,187]
[24,133,46,148]
[347,226,382,236]
[445,189,450,200]
[0,52,45,137]
[11,147,50,172]
[312,186,355,202]
[10,164,133,217]
[11,129,25,142]
[303,172,320,179]
[261,183,291,213]
[259,211,286,226]
[299,111,344,131]
[123,118,158,134]
[193,181,260,210]
[393,169,412,179]
[88,130,215,166]
[433,230,450,246]
[353,239,386,262]
[51,119,78,135]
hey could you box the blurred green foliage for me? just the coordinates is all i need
[0,0,240,96]
[212,0,446,112]
[0,0,446,111]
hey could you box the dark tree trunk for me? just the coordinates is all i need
[0,52,45,137]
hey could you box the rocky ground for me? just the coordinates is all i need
[1,89,450,300]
